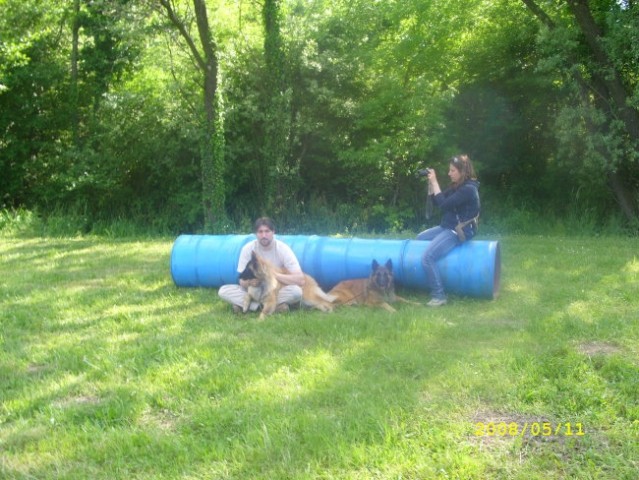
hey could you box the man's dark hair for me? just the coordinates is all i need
[254,217,275,232]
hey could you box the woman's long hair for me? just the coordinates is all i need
[450,154,476,186]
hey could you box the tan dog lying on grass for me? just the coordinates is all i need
[328,259,419,313]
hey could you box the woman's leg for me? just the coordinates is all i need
[416,225,445,241]
[420,228,459,302]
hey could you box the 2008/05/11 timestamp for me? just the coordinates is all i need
[474,421,585,437]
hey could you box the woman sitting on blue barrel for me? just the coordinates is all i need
[416,154,480,307]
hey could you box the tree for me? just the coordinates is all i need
[0,0,73,208]
[284,0,475,229]
[158,0,227,231]
[261,0,295,214]
[521,0,639,224]
[71,0,81,146]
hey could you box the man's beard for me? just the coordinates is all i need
[259,237,271,247]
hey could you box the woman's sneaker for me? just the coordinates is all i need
[427,298,447,307]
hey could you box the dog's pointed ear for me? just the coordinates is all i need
[385,259,393,271]
[372,259,379,271]
[251,250,257,261]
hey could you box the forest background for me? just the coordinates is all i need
[1,0,638,237]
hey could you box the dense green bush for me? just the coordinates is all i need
[2,0,638,235]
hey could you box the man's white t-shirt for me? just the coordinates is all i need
[237,239,301,274]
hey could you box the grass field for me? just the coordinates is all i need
[1,233,638,479]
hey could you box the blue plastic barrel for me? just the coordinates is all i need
[170,234,501,299]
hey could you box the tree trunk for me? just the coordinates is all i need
[71,0,80,147]
[193,0,225,230]
[566,0,639,140]
[159,0,226,230]
[565,0,639,222]
[609,171,638,223]
[193,0,217,127]
[521,0,639,223]
[262,0,293,215]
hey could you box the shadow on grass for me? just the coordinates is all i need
[1,235,638,479]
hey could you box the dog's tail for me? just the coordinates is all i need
[317,289,337,303]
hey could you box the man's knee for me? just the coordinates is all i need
[279,285,302,304]
[218,284,242,303]
[218,284,231,299]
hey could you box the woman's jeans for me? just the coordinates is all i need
[416,226,460,300]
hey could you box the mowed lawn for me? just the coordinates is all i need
[1,234,638,479]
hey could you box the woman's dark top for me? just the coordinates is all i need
[432,179,480,240]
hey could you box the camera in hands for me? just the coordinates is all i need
[417,168,432,177]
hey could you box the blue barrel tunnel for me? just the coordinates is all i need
[170,234,501,299]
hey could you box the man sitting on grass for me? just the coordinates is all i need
[217,217,304,314]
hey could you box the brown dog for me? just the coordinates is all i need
[240,251,281,320]
[328,259,417,313]
[240,251,336,318]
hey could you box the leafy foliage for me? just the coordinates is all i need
[1,0,638,233]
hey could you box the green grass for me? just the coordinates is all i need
[1,234,638,479]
